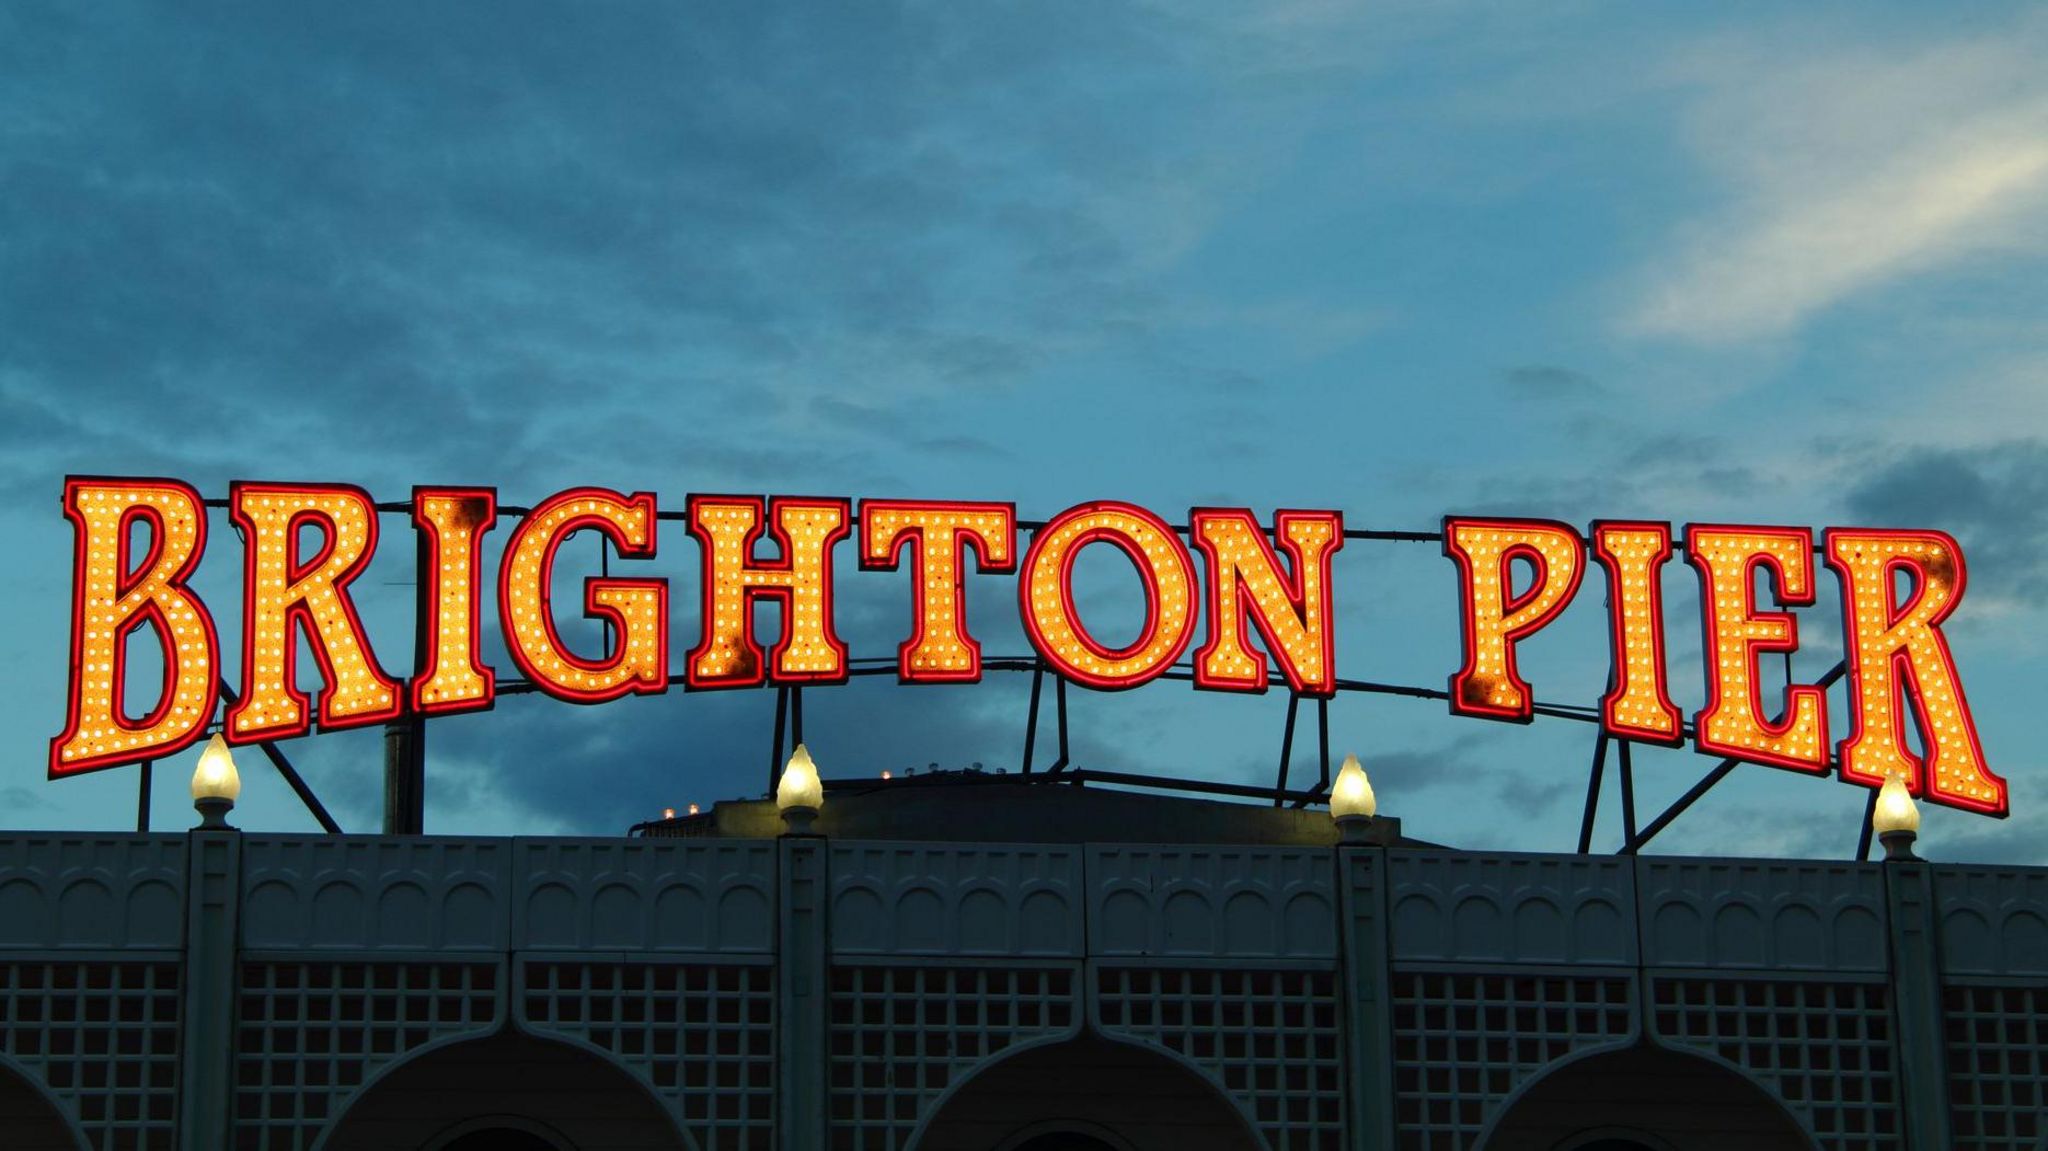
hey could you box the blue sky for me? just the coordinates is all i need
[3,2,2044,862]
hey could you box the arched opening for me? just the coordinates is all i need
[0,1061,84,1151]
[319,1030,686,1151]
[1479,1043,1819,1151]
[914,1033,1263,1151]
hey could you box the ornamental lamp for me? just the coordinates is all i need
[777,743,825,835]
[190,733,241,831]
[1330,753,1377,844]
[1872,775,1921,862]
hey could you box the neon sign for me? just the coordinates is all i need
[49,477,2009,818]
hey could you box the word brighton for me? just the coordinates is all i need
[52,478,2005,816]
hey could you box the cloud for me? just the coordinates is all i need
[1629,18,2048,343]
[1838,439,2048,611]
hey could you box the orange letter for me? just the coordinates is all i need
[498,488,668,703]
[228,482,402,740]
[1443,517,1584,721]
[687,495,851,688]
[412,487,498,715]
[51,477,220,776]
[1190,508,1343,695]
[859,500,1015,682]
[1826,529,2004,814]
[1686,525,1828,772]
[1592,521,1682,744]
[1019,501,1195,690]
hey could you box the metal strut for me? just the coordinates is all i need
[215,679,343,834]
[1021,662,1044,774]
[1577,730,1609,854]
[1274,693,1300,806]
[1619,659,1848,854]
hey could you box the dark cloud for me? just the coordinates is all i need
[1357,729,1577,817]
[1839,439,2048,608]
[0,0,1208,499]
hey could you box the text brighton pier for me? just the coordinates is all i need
[51,477,2006,816]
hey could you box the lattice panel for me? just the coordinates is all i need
[1944,984,2046,1151]
[828,964,1079,1151]
[1650,976,1897,1151]
[1096,966,1343,1151]
[0,960,179,1151]
[233,960,499,1151]
[520,960,774,1151]
[1389,971,1633,1151]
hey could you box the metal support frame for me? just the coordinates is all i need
[1275,693,1299,806]
[1855,786,1880,861]
[119,507,1897,838]
[767,685,808,795]
[135,761,152,832]
[213,680,344,834]
[1617,660,1845,855]
[1577,731,1608,854]
[1017,668,1070,775]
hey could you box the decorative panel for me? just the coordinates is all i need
[0,835,186,951]
[1389,971,1634,1151]
[1097,965,1343,1151]
[827,964,1079,1151]
[233,959,500,1151]
[1944,984,2046,1151]
[1650,975,1897,1151]
[1932,866,2048,978]
[519,959,774,1151]
[830,842,1081,958]
[241,836,508,952]
[1388,852,1635,966]
[1638,859,1887,973]
[0,959,180,1151]
[1088,846,1336,960]
[514,839,774,954]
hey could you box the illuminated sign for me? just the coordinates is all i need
[49,477,2009,818]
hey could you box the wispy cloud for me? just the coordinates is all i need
[1630,19,2048,343]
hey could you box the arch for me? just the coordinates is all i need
[1475,1041,1820,1151]
[315,1027,691,1151]
[426,1114,578,1151]
[0,1051,87,1151]
[908,1030,1268,1151]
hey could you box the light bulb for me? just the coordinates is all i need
[190,733,241,804]
[777,743,824,813]
[1330,753,1376,821]
[1872,775,1920,835]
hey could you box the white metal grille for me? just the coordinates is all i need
[1944,984,2046,1151]
[1389,971,1634,1151]
[519,959,775,1151]
[1650,975,1897,1151]
[0,959,179,1151]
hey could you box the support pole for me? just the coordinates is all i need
[1617,739,1638,847]
[1337,842,1396,1151]
[1021,662,1044,774]
[1275,693,1300,806]
[1577,730,1608,854]
[1883,859,1955,1149]
[179,823,241,1150]
[1855,787,1879,860]
[770,685,789,795]
[382,718,424,835]
[777,832,829,1151]
[135,760,152,833]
